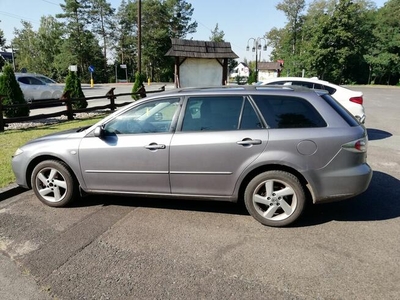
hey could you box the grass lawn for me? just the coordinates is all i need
[0,116,105,189]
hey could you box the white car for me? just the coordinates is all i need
[257,77,366,123]
[15,73,64,102]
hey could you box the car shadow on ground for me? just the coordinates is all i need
[73,171,400,227]
[75,193,249,216]
[367,128,392,140]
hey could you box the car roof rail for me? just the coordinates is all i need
[172,85,309,93]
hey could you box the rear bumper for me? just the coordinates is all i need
[308,163,372,204]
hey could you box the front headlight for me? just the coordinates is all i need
[13,148,24,157]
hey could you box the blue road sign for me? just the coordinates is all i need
[88,65,95,73]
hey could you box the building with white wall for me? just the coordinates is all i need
[166,39,238,88]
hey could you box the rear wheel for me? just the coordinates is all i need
[53,91,62,99]
[244,171,306,227]
[41,91,52,99]
[31,160,77,207]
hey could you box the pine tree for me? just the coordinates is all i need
[0,64,30,117]
[64,71,88,109]
[131,72,146,100]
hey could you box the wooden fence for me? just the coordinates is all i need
[0,85,165,132]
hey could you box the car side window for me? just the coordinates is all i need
[322,85,336,95]
[240,100,263,129]
[182,96,260,131]
[265,81,286,86]
[252,95,327,129]
[17,77,30,84]
[313,83,324,90]
[28,77,46,85]
[104,98,180,134]
[291,81,314,89]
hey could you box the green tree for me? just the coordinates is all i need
[117,0,198,82]
[12,18,64,79]
[229,59,238,74]
[57,0,94,81]
[309,0,374,83]
[266,0,306,77]
[34,16,64,80]
[12,21,39,73]
[276,0,306,76]
[247,70,257,85]
[276,0,306,55]
[115,0,138,80]
[164,0,198,38]
[88,0,116,77]
[210,23,225,42]
[0,24,5,49]
[0,25,6,69]
[54,30,105,83]
[131,71,146,100]
[0,64,29,117]
[64,71,87,109]
[268,0,376,82]
[364,0,400,84]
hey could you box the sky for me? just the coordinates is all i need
[0,0,388,62]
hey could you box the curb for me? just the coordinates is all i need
[0,184,26,202]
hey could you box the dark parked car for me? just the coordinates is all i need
[12,86,372,227]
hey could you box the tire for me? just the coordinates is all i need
[41,91,52,99]
[31,160,77,207]
[53,91,62,99]
[244,171,306,227]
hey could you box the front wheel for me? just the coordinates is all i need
[244,171,306,227]
[31,160,77,207]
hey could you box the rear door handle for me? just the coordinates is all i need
[236,139,262,146]
[145,143,166,150]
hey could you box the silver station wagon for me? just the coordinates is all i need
[12,86,372,227]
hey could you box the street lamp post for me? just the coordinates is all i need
[246,37,267,82]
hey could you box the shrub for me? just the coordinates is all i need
[64,71,87,109]
[0,64,29,117]
[247,71,257,85]
[131,72,146,100]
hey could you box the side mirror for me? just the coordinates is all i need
[154,112,163,121]
[190,107,199,115]
[94,126,104,138]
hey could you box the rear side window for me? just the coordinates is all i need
[252,95,327,129]
[182,96,262,131]
[321,85,336,95]
[321,94,359,126]
[291,81,314,89]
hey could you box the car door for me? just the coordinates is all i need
[79,97,181,193]
[17,76,40,100]
[169,96,268,196]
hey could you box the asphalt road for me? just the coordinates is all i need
[1,85,400,299]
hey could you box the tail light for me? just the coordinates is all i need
[342,137,368,153]
[350,96,363,105]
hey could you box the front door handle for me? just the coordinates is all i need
[145,143,166,150]
[236,139,262,146]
